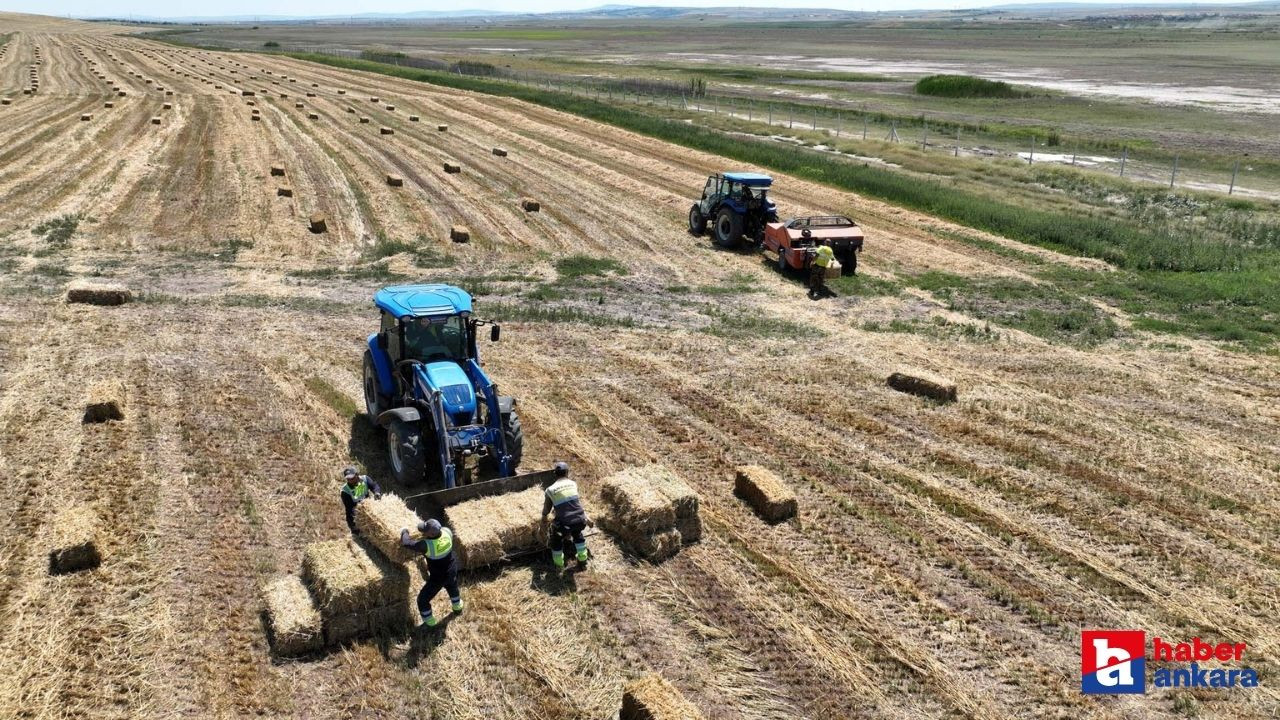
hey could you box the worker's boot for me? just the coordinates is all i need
[422,614,438,628]
[575,542,589,565]
[552,550,565,569]
[451,597,464,613]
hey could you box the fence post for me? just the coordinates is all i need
[1170,155,1179,189]
[1119,147,1127,177]
[955,128,960,157]
[812,107,817,131]
[768,104,772,125]
[1028,137,1034,165]
[836,112,841,138]
[1229,158,1240,195]
[748,102,752,122]
[922,124,928,151]
[863,115,867,140]
[1071,146,1077,166]
[788,106,793,129]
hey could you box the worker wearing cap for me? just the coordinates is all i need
[400,519,462,628]
[541,461,591,569]
[340,467,381,533]
[809,239,835,300]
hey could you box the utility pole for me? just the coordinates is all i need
[1170,154,1179,189]
[888,122,899,143]
[1119,147,1128,177]
[1229,158,1240,195]
[1071,146,1077,166]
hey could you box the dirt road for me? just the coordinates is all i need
[0,12,1277,720]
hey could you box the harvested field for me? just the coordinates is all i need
[0,13,1277,720]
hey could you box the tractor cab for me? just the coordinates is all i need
[363,285,522,489]
[689,172,778,248]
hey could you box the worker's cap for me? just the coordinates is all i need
[553,461,569,478]
[342,467,358,479]
[417,519,442,538]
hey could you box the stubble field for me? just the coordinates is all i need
[0,11,1277,720]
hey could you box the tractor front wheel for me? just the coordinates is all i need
[362,350,384,428]
[387,419,426,485]
[688,205,706,235]
[482,410,524,475]
[714,208,743,248]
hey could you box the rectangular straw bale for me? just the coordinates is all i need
[80,114,92,121]
[646,465,699,520]
[162,102,172,110]
[354,494,423,564]
[443,503,502,569]
[408,115,419,121]
[276,187,293,198]
[449,225,470,243]
[437,124,448,131]
[270,166,285,176]
[294,102,304,108]
[443,162,461,174]
[308,113,319,120]
[262,574,323,656]
[385,104,395,111]
[622,673,705,720]
[47,505,102,574]
[600,466,678,533]
[300,538,413,618]
[359,116,369,123]
[520,197,540,212]
[626,528,682,562]
[445,486,546,568]
[386,174,404,187]
[887,370,958,403]
[309,214,327,234]
[734,465,796,522]
[83,379,126,423]
[380,127,394,135]
[492,147,507,157]
[150,116,161,125]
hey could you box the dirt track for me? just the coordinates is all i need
[1,12,1278,720]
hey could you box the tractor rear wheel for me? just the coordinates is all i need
[362,350,384,428]
[688,205,706,235]
[714,208,743,248]
[843,249,859,276]
[387,419,426,485]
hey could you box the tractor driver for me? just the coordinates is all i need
[404,317,464,362]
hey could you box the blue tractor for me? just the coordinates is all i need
[363,284,525,494]
[688,172,778,248]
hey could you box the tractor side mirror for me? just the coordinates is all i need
[490,325,501,342]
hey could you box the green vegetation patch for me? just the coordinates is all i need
[305,376,360,418]
[701,307,822,340]
[915,75,1031,99]
[482,301,636,327]
[32,214,84,247]
[554,254,629,280]
[911,271,1118,346]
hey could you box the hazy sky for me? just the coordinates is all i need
[1,0,1247,19]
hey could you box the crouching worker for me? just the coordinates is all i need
[541,461,592,569]
[341,466,381,533]
[400,519,462,629]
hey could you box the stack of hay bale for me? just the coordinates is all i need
[600,465,701,562]
[445,486,547,570]
[262,493,426,657]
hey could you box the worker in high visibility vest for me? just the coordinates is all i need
[400,519,462,629]
[541,461,592,569]
[808,239,835,300]
[340,466,381,533]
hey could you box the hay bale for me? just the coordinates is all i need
[323,602,411,645]
[628,528,682,562]
[385,104,395,111]
[359,116,369,124]
[408,115,419,122]
[270,166,285,176]
[262,574,323,657]
[150,116,161,125]
[449,225,470,243]
[734,465,796,523]
[675,515,703,545]
[649,467,699,520]
[622,674,704,720]
[277,187,293,198]
[445,486,546,569]
[83,379,126,423]
[103,101,113,108]
[600,466,678,534]
[887,370,958,403]
[251,114,261,121]
[165,91,174,96]
[306,92,316,98]
[47,505,102,575]
[308,113,319,120]
[443,162,461,174]
[118,91,127,97]
[386,174,404,187]
[309,214,327,234]
[294,102,304,109]
[492,147,508,157]
[353,494,423,564]
[241,90,254,96]
[437,124,448,132]
[520,197,540,212]
[380,127,394,135]
[337,89,346,95]
[66,280,132,306]
[369,96,379,102]
[300,538,413,618]
[1,99,10,105]
[80,114,92,121]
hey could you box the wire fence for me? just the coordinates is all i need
[246,43,1277,201]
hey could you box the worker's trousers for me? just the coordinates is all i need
[418,568,460,618]
[809,265,826,294]
[551,519,587,554]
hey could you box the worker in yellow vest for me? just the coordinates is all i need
[808,239,835,300]
[400,519,462,629]
[340,467,381,533]
[541,462,592,569]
